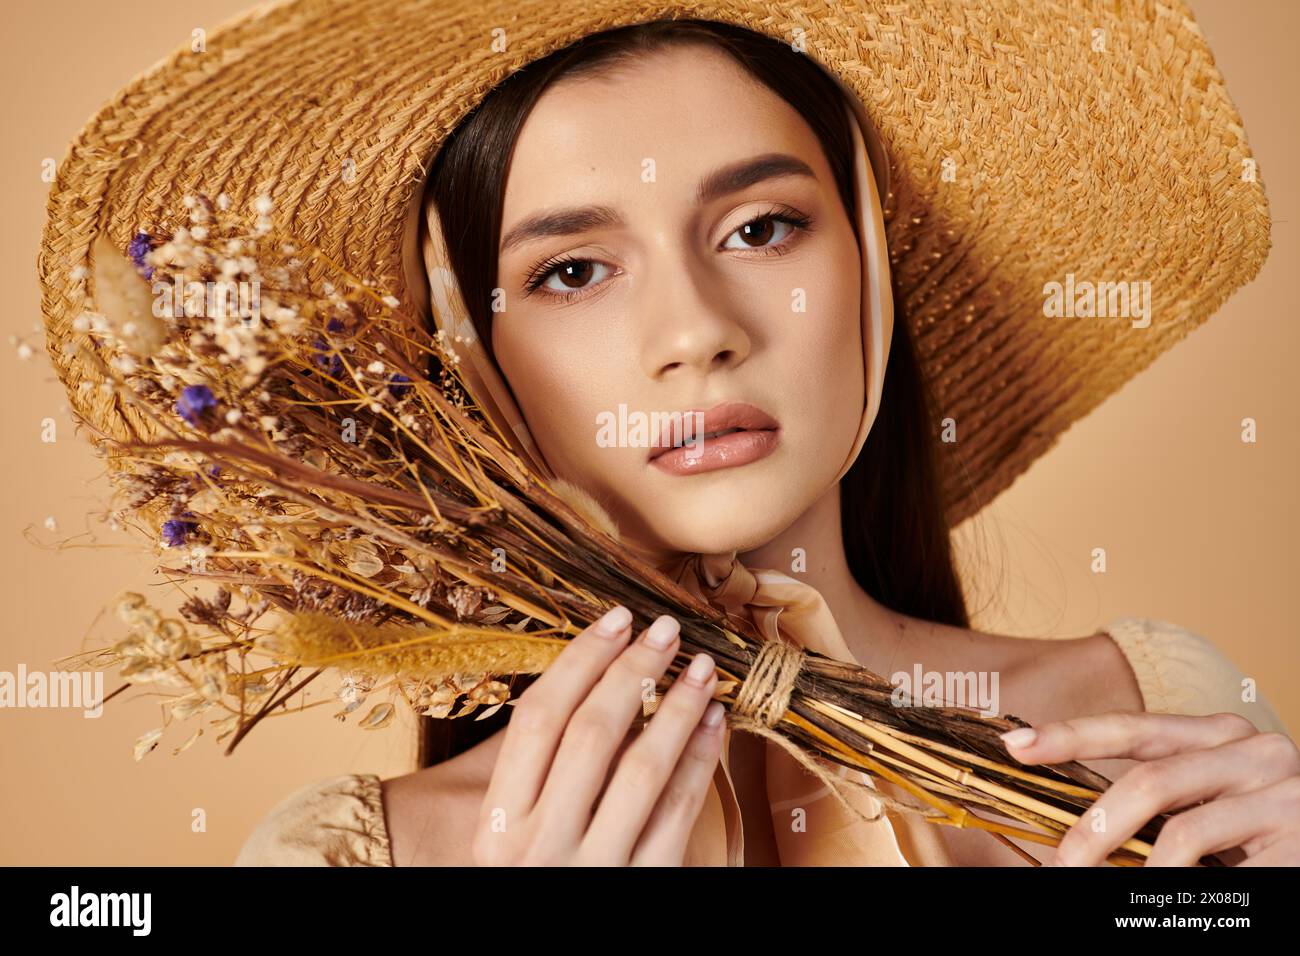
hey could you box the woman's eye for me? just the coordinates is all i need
[532,259,613,297]
[722,215,797,251]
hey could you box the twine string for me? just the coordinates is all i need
[727,637,937,825]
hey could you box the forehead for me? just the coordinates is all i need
[502,44,829,205]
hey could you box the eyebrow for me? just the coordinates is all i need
[498,152,818,254]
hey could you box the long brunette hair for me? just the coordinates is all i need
[417,19,968,767]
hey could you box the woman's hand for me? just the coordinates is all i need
[471,606,725,866]
[1001,712,1300,866]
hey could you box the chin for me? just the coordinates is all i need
[578,453,830,561]
[636,492,809,559]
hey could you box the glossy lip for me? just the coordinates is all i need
[651,428,781,476]
[647,401,781,474]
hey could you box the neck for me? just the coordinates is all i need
[738,483,905,676]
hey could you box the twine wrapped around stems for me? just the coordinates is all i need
[726,637,940,825]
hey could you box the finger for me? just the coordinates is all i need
[594,727,643,804]
[584,652,719,860]
[1145,782,1297,866]
[480,605,633,833]
[1053,734,1299,867]
[530,615,683,849]
[630,702,727,865]
[1001,711,1259,765]
[1239,842,1300,866]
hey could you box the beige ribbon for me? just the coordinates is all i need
[663,550,939,826]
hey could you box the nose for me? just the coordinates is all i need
[639,255,752,381]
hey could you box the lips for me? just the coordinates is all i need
[647,401,781,462]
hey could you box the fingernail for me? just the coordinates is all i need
[595,605,632,638]
[643,615,679,649]
[684,653,715,685]
[702,701,725,728]
[1001,728,1037,749]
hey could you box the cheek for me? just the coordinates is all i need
[493,324,633,484]
[760,242,865,451]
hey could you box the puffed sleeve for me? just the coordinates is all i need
[233,773,393,867]
[1102,617,1291,736]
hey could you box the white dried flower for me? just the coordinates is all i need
[133,728,164,761]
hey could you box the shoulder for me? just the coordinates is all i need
[233,773,393,867]
[380,763,487,866]
[1100,616,1290,735]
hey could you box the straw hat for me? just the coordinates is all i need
[38,0,1269,528]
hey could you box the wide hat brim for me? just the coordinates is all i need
[38,0,1270,529]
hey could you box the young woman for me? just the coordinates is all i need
[228,19,1297,867]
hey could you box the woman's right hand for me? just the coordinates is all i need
[471,605,726,866]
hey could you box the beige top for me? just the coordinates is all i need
[233,616,1290,867]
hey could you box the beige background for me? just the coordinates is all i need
[2,0,1295,865]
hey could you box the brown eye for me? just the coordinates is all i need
[737,218,775,247]
[557,261,594,288]
[531,258,614,298]
[722,213,802,252]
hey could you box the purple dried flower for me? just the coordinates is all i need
[127,232,155,280]
[313,338,343,378]
[388,373,412,398]
[161,516,198,548]
[326,317,345,333]
[176,384,216,426]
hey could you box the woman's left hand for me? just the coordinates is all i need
[1000,712,1300,866]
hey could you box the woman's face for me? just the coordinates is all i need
[493,43,865,561]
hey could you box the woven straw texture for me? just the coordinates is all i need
[37,0,1270,528]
